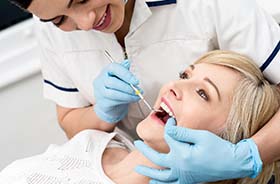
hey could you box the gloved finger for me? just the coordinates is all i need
[164,133,190,157]
[107,63,139,85]
[120,59,131,69]
[134,140,169,167]
[104,76,144,96]
[98,91,140,105]
[164,118,187,151]
[94,104,128,123]
[164,118,185,147]
[166,124,207,144]
[165,117,176,127]
[135,166,176,182]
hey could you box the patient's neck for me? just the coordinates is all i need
[102,147,160,184]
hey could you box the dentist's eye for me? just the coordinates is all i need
[179,71,189,79]
[53,16,66,27]
[196,88,209,101]
[77,0,88,4]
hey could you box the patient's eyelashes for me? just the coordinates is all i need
[179,71,189,79]
[179,68,209,101]
[196,88,209,101]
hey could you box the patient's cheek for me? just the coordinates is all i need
[136,120,155,142]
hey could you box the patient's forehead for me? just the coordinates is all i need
[192,63,240,80]
[189,63,241,103]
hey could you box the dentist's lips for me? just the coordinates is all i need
[92,5,111,31]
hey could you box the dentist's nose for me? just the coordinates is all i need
[74,11,96,31]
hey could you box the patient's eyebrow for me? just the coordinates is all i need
[190,64,195,70]
[190,65,221,100]
[204,77,221,101]
[39,0,74,22]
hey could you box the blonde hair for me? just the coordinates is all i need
[195,50,280,184]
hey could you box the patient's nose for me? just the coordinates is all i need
[170,88,182,100]
[166,82,182,100]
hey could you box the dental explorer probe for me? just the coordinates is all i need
[104,50,162,113]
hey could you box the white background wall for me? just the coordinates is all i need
[0,74,66,169]
[0,20,66,170]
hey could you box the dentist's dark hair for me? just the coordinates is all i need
[9,0,33,9]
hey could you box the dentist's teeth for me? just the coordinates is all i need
[96,13,107,27]
[160,102,174,117]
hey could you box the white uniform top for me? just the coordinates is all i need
[0,130,134,184]
[35,0,280,139]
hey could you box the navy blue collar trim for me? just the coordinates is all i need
[146,0,177,7]
[44,79,79,92]
[260,40,280,72]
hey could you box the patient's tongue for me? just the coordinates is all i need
[162,115,170,124]
[156,110,166,118]
[155,109,170,124]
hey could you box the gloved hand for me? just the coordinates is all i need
[134,118,262,184]
[93,59,141,123]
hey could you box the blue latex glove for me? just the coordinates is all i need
[93,59,141,123]
[134,118,263,184]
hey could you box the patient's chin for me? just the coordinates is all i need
[136,119,169,153]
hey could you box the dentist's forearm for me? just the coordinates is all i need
[56,105,116,139]
[252,108,280,164]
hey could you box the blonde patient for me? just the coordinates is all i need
[0,50,279,184]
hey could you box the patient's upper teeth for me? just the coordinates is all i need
[160,102,168,112]
[168,111,174,117]
[160,102,174,117]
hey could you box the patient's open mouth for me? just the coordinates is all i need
[155,102,174,125]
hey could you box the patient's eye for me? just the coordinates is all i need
[196,88,209,101]
[179,71,189,79]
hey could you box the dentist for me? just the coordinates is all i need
[10,0,280,183]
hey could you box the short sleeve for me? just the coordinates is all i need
[260,41,280,84]
[203,0,280,84]
[40,47,90,108]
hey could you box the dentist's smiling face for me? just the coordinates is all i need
[27,0,126,32]
[136,63,241,153]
